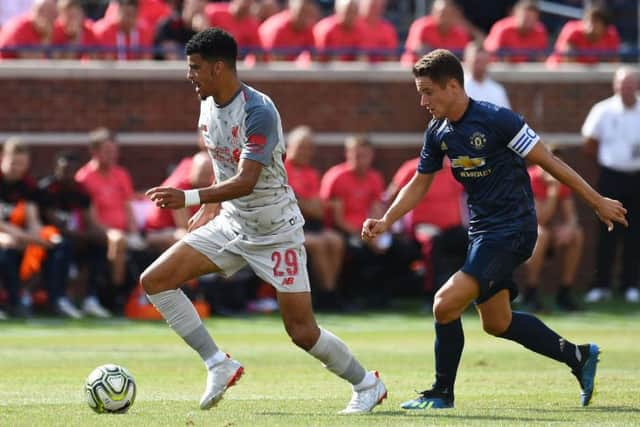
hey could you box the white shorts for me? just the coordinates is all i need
[182,216,310,293]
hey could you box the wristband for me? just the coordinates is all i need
[184,189,201,207]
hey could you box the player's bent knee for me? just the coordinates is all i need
[482,318,510,336]
[433,297,458,324]
[139,268,167,295]
[285,322,320,350]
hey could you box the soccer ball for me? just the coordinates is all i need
[84,364,136,414]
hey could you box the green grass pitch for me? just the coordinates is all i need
[1,305,639,426]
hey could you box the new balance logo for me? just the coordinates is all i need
[282,277,295,286]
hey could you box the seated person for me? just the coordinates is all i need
[0,0,57,59]
[386,157,467,295]
[401,0,470,65]
[102,0,172,31]
[258,0,317,61]
[153,0,209,60]
[38,150,111,318]
[358,0,398,62]
[321,135,416,307]
[284,126,345,310]
[75,128,143,298]
[523,158,583,311]
[93,0,154,60]
[205,0,261,61]
[547,5,619,66]
[313,0,365,62]
[51,0,100,60]
[144,150,215,252]
[0,138,80,318]
[484,0,548,63]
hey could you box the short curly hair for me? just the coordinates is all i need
[185,28,238,69]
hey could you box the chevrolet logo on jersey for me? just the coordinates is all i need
[451,156,486,170]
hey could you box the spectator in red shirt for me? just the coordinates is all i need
[321,135,416,308]
[259,0,317,61]
[94,0,154,60]
[484,0,548,63]
[51,0,100,60]
[547,5,620,66]
[103,0,172,31]
[75,128,142,290]
[284,126,345,310]
[251,0,281,23]
[401,0,470,66]
[153,0,208,60]
[313,0,365,62]
[205,0,261,60]
[144,150,215,252]
[523,159,583,312]
[0,0,57,59]
[358,0,397,62]
[386,158,467,294]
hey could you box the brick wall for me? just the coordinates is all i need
[0,63,620,292]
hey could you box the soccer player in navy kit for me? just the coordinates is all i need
[362,49,628,409]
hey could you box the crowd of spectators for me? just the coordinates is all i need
[0,0,636,64]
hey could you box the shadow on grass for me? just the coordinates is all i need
[259,410,564,422]
[526,405,640,414]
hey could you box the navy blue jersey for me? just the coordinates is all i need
[418,99,538,237]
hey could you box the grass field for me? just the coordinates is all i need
[1,304,639,427]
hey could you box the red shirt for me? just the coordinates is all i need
[103,0,172,30]
[93,18,154,60]
[205,3,261,55]
[320,162,384,231]
[402,16,469,65]
[259,10,314,60]
[0,13,48,59]
[75,162,134,231]
[547,20,619,65]
[313,15,365,61]
[52,19,99,59]
[392,158,463,230]
[284,160,321,200]
[144,178,192,230]
[528,166,571,201]
[484,16,548,62]
[358,17,398,61]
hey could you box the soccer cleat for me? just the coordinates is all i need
[400,388,454,410]
[339,371,387,414]
[572,343,600,406]
[199,356,244,410]
[55,297,83,319]
[584,288,611,303]
[82,296,112,318]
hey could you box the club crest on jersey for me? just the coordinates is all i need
[440,141,448,151]
[451,155,486,170]
[469,132,486,150]
[231,126,239,146]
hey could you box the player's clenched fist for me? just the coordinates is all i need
[146,186,186,209]
[361,218,388,242]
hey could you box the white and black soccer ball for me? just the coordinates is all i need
[85,364,136,414]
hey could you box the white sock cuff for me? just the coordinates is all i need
[147,289,202,337]
[308,327,352,376]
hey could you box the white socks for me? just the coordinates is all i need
[308,327,367,386]
[147,289,219,366]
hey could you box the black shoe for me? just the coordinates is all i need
[400,388,454,409]
[557,288,581,312]
[571,344,600,406]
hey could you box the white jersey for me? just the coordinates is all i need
[198,83,303,238]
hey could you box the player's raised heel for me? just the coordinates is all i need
[400,388,454,410]
[339,371,387,414]
[199,357,244,410]
[572,343,600,407]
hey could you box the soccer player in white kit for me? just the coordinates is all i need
[142,28,387,413]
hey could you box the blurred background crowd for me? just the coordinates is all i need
[0,0,639,321]
[0,0,638,63]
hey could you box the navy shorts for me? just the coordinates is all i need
[461,230,537,304]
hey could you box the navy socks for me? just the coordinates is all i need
[433,318,464,394]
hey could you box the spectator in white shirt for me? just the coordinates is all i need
[463,41,510,109]
[582,67,640,304]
